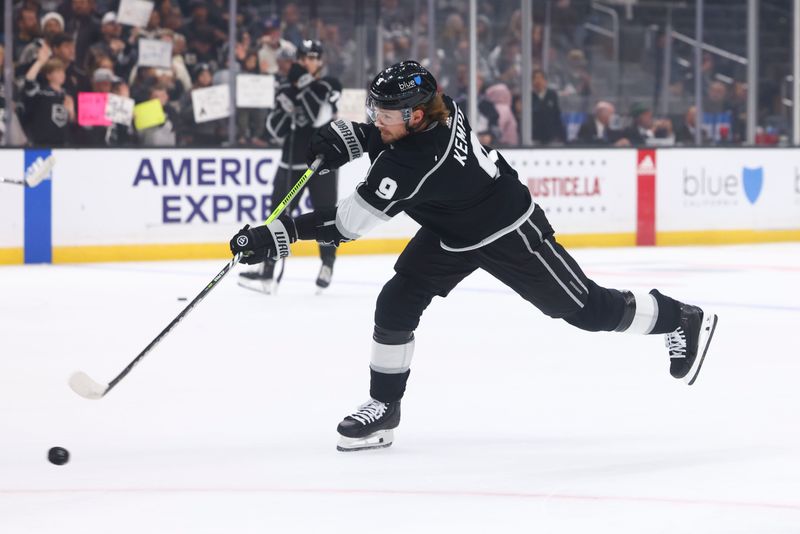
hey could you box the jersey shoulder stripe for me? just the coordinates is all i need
[383,102,461,214]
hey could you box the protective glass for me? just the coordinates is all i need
[366,98,407,126]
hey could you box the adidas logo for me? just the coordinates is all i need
[638,154,656,174]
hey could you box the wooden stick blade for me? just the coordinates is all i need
[69,371,108,400]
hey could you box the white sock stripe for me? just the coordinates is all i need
[544,240,589,294]
[626,292,659,335]
[370,338,415,374]
[516,229,584,308]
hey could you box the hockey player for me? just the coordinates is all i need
[229,61,718,452]
[238,39,341,294]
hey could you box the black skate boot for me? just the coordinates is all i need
[315,259,334,294]
[666,304,718,385]
[336,399,400,452]
[238,260,277,294]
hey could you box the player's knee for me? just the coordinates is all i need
[374,274,435,331]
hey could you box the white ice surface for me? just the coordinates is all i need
[1,244,800,533]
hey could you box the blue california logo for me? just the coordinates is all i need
[741,166,763,204]
[414,75,422,85]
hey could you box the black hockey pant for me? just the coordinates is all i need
[369,204,682,402]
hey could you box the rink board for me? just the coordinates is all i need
[655,149,800,244]
[1,147,799,264]
[0,150,25,263]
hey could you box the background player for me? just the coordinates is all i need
[238,40,341,294]
[230,61,718,452]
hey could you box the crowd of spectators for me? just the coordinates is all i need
[1,0,765,148]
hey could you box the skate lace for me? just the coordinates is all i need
[665,327,687,358]
[349,400,387,426]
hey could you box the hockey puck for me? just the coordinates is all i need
[48,446,69,465]
[177,297,187,301]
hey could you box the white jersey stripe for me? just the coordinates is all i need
[384,103,461,214]
[335,190,391,239]
[440,201,535,252]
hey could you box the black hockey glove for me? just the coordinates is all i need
[229,216,298,265]
[288,62,314,89]
[275,86,299,113]
[306,119,368,172]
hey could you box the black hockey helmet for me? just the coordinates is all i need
[367,60,437,111]
[297,39,323,59]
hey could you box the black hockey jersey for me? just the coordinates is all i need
[22,79,70,146]
[333,95,534,251]
[266,75,342,169]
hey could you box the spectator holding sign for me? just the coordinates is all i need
[177,63,224,146]
[23,42,73,146]
[89,12,136,81]
[138,83,177,147]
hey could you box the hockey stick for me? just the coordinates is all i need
[69,156,325,400]
[0,155,55,188]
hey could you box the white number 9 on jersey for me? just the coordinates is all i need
[376,177,398,200]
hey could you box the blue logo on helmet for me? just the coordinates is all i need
[398,78,418,91]
[414,75,422,85]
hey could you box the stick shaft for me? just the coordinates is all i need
[101,157,324,396]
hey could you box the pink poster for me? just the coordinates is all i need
[78,92,112,127]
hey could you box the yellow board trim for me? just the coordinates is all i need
[0,247,24,264]
[657,229,800,246]
[554,233,636,248]
[23,229,796,264]
[51,239,417,263]
[50,234,636,263]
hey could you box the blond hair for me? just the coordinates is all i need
[415,93,450,126]
[41,58,66,77]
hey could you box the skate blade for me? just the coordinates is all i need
[685,312,718,385]
[237,278,276,295]
[336,429,394,452]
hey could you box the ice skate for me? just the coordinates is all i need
[315,260,334,295]
[665,304,718,385]
[336,399,400,451]
[238,260,277,294]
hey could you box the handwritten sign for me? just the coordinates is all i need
[77,92,112,126]
[117,0,155,27]
[138,38,172,69]
[236,74,275,108]
[105,94,135,125]
[191,85,230,123]
[337,88,367,123]
[134,98,166,130]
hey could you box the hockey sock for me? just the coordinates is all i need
[319,243,336,265]
[370,368,411,403]
[368,326,414,402]
[647,289,682,334]
[612,289,682,335]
